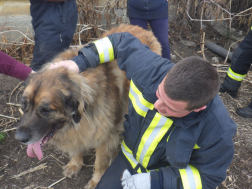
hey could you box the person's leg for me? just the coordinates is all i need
[220,29,252,97]
[95,151,133,189]
[30,0,78,71]
[129,17,148,30]
[149,18,171,60]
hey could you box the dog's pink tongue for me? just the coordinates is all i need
[27,139,43,160]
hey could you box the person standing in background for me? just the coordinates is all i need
[127,0,171,60]
[29,0,78,71]
[219,23,252,118]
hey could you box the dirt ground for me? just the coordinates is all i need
[0,24,252,189]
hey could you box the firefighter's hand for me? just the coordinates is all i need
[121,169,151,189]
[49,60,79,73]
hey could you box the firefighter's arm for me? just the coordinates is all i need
[50,32,172,79]
[150,136,235,189]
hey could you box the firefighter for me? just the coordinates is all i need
[219,24,252,118]
[50,32,237,189]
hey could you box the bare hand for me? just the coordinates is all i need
[49,60,80,73]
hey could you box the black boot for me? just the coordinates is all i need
[236,101,252,118]
[219,83,238,98]
[219,73,242,98]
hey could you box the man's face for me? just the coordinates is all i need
[154,78,193,118]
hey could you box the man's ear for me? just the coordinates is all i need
[193,105,207,112]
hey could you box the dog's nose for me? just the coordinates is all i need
[15,127,31,144]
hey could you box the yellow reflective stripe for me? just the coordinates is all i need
[136,114,160,162]
[191,165,202,189]
[179,169,190,189]
[137,113,173,168]
[194,144,201,149]
[129,80,154,117]
[251,26,252,30]
[93,37,114,63]
[121,140,142,173]
[179,165,202,189]
[227,67,246,81]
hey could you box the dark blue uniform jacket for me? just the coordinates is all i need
[73,32,238,189]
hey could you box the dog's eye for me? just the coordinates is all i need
[21,98,28,112]
[40,108,52,114]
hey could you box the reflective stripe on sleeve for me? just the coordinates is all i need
[227,67,246,81]
[93,37,114,63]
[179,165,202,189]
[129,80,154,117]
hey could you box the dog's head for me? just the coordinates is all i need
[15,67,91,160]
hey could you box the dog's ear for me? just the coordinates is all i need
[65,96,81,123]
[23,72,38,88]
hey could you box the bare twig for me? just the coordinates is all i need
[0,114,20,120]
[173,50,184,59]
[6,103,21,106]
[11,163,47,179]
[48,177,66,188]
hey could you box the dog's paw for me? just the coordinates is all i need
[63,164,82,178]
[85,179,98,189]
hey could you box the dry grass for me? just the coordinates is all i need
[0,1,252,188]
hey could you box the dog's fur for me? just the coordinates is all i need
[15,24,161,189]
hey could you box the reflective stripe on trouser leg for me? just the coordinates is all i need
[227,67,246,81]
[179,164,202,189]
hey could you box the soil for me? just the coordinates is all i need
[0,24,252,189]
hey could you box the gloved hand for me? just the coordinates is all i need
[121,169,151,189]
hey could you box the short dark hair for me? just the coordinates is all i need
[164,56,220,110]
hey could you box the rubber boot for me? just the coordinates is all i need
[219,74,241,98]
[236,100,252,118]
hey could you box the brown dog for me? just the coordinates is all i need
[15,24,161,189]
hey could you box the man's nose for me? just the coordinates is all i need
[154,99,162,110]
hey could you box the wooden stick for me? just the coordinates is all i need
[0,114,20,120]
[11,163,47,179]
[48,177,66,188]
[173,50,184,59]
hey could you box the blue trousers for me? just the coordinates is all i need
[129,17,171,60]
[222,28,252,91]
[95,151,133,189]
[230,29,252,75]
[30,0,78,71]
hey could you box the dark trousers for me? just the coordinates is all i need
[95,151,134,189]
[30,0,78,71]
[231,29,252,75]
[129,17,171,60]
[223,29,252,91]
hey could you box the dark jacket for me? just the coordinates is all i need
[73,32,238,188]
[127,0,168,19]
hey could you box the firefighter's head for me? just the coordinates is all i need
[154,56,220,117]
